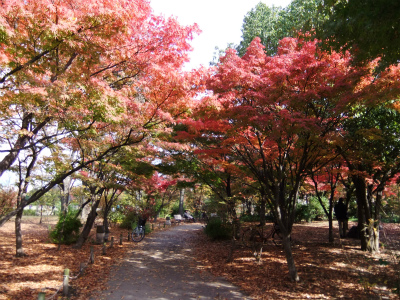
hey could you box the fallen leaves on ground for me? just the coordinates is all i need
[0,216,169,300]
[191,221,400,300]
[1,219,399,300]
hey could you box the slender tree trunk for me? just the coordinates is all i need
[75,198,91,218]
[226,236,236,263]
[365,189,383,253]
[179,189,184,216]
[353,175,369,250]
[273,193,299,281]
[59,177,71,214]
[246,199,252,215]
[74,200,100,249]
[328,215,333,243]
[259,197,266,226]
[366,219,380,252]
[358,200,368,250]
[103,204,112,232]
[15,208,24,257]
[282,234,299,282]
[328,195,334,243]
[39,205,43,224]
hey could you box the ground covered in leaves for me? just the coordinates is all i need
[192,221,400,300]
[0,216,169,300]
[1,218,399,300]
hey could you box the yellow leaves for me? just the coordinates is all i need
[356,128,384,141]
[17,129,33,137]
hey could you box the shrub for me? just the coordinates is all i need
[23,209,36,216]
[203,217,232,240]
[295,196,328,223]
[120,210,139,229]
[145,223,152,234]
[108,209,125,225]
[240,213,260,222]
[382,216,400,223]
[49,209,82,245]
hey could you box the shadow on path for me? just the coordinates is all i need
[92,224,252,300]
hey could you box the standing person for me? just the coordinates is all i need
[334,198,348,238]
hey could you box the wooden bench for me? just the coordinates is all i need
[173,214,182,224]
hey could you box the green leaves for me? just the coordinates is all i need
[237,0,325,57]
[319,0,400,72]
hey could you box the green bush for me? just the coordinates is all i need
[49,209,82,245]
[108,209,125,225]
[170,202,184,216]
[120,210,139,229]
[23,209,36,216]
[382,216,400,223]
[145,223,152,234]
[240,214,260,222]
[295,204,312,223]
[295,196,328,223]
[203,217,232,240]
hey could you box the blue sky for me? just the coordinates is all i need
[150,0,292,70]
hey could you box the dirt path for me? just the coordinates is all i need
[91,223,252,300]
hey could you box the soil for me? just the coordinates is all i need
[192,221,400,300]
[0,217,399,300]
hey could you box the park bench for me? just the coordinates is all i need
[173,214,182,224]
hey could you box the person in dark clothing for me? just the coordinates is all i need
[334,198,348,238]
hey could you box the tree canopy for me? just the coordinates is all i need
[319,0,400,71]
[237,0,324,56]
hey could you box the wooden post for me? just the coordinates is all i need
[63,268,69,296]
[110,237,114,247]
[119,233,123,245]
[163,223,165,228]
[80,262,86,273]
[128,232,130,241]
[90,246,94,264]
[152,224,154,230]
[102,243,106,255]
[37,292,45,300]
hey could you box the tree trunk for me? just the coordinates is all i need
[74,200,100,249]
[358,202,368,250]
[365,189,383,253]
[259,197,266,226]
[60,177,72,214]
[226,237,236,263]
[15,208,24,257]
[328,214,334,243]
[328,192,334,243]
[39,205,43,224]
[353,175,369,250]
[103,205,111,233]
[179,189,184,215]
[366,219,380,253]
[282,234,299,282]
[246,199,252,215]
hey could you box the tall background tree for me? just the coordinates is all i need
[319,0,400,72]
[237,0,324,56]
